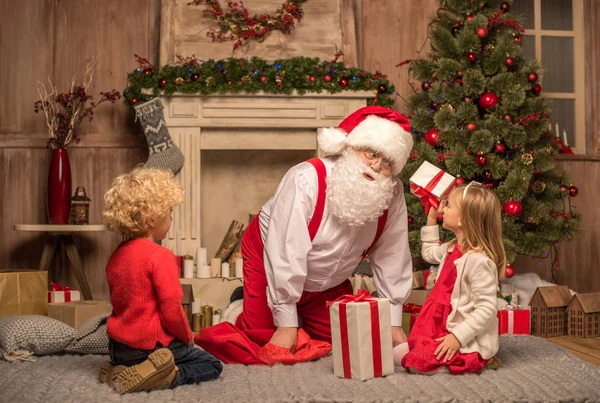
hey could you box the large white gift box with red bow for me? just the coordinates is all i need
[409,161,456,211]
[329,291,394,381]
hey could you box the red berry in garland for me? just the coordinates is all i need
[466,51,478,64]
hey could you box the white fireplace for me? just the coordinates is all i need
[160,91,373,257]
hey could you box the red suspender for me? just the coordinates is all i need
[305,158,389,252]
[362,210,389,259]
[306,158,327,241]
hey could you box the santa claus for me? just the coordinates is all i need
[197,106,414,365]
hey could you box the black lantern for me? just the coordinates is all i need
[69,186,91,225]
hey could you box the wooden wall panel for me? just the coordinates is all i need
[361,0,438,113]
[584,0,600,154]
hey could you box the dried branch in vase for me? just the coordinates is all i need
[34,59,121,149]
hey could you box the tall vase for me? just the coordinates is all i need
[47,148,72,224]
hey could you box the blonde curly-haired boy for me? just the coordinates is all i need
[99,167,222,394]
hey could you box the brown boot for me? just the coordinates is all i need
[99,361,126,387]
[485,356,500,370]
[113,348,176,394]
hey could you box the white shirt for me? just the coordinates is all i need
[259,158,413,328]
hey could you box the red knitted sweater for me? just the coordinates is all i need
[106,238,192,349]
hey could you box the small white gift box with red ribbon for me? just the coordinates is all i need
[409,160,456,214]
[328,290,394,381]
[47,282,81,303]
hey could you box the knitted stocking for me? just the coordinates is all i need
[134,98,185,174]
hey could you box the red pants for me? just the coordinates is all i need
[196,215,352,364]
[236,215,352,340]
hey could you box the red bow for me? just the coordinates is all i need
[410,170,454,214]
[326,289,373,308]
[51,282,71,292]
[402,303,422,314]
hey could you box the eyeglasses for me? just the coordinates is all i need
[462,181,482,199]
[360,150,393,172]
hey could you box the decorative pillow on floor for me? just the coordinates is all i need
[65,313,110,355]
[0,315,77,362]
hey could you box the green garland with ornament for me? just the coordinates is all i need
[123,54,395,108]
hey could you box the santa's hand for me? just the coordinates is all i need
[392,326,407,346]
[269,327,298,353]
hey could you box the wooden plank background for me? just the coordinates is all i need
[0,0,598,301]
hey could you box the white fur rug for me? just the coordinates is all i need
[0,335,599,403]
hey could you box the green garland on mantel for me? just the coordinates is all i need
[124,56,395,108]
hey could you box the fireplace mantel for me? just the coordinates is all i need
[160,91,373,257]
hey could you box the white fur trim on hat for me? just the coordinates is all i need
[345,115,414,175]
[317,127,348,156]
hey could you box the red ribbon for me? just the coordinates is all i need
[422,270,430,290]
[402,303,422,314]
[49,282,73,302]
[410,169,450,214]
[327,290,383,378]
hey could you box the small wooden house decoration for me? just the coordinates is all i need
[181,284,194,326]
[529,285,572,337]
[566,292,600,338]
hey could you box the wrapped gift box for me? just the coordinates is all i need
[498,307,531,335]
[48,300,112,330]
[0,270,48,317]
[409,161,456,213]
[329,290,394,381]
[48,282,81,303]
[402,304,422,336]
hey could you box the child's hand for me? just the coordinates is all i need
[427,200,444,226]
[434,333,461,362]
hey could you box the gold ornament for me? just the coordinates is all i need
[484,44,495,56]
[521,153,534,165]
[241,75,252,83]
[175,77,185,85]
[275,71,285,85]
[205,76,215,85]
[531,181,546,194]
[441,104,455,112]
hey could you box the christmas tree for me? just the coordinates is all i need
[400,0,580,279]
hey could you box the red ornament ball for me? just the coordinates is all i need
[495,142,506,154]
[476,27,488,38]
[479,92,499,109]
[452,26,461,36]
[466,123,477,131]
[505,57,517,68]
[455,177,465,186]
[408,216,414,225]
[531,84,542,95]
[158,78,167,88]
[505,265,514,278]
[467,14,473,21]
[476,154,487,166]
[466,51,478,64]
[569,185,579,197]
[504,114,512,121]
[260,76,267,83]
[500,2,511,12]
[143,68,153,75]
[437,7,446,17]
[339,79,348,88]
[503,200,523,216]
[514,35,522,45]
[421,81,432,91]
[191,73,200,81]
[425,128,440,146]
[560,185,568,193]
[464,97,472,103]
[309,75,316,83]
[484,170,493,180]
[324,75,332,83]
[527,72,538,83]
[378,84,388,93]
[130,97,139,106]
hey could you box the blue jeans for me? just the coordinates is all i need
[109,338,223,386]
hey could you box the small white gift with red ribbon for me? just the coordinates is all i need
[409,161,456,214]
[328,290,394,381]
[47,282,81,303]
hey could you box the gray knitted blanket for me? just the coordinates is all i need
[0,335,598,403]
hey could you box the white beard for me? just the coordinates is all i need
[327,151,397,227]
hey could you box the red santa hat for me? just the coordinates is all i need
[317,106,413,175]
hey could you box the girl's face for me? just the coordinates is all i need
[148,208,173,242]
[442,190,462,232]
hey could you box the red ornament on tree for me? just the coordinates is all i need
[421,81,431,91]
[505,265,514,278]
[260,76,267,83]
[130,97,139,106]
[505,57,517,69]
[466,123,477,131]
[158,78,167,88]
[309,75,316,83]
[324,75,332,83]
[495,142,506,154]
[425,128,440,146]
[378,84,388,93]
[503,200,523,216]
[527,72,538,83]
[476,27,488,38]
[504,114,512,121]
[408,216,414,225]
[569,185,579,197]
[467,14,473,21]
[484,170,493,180]
[466,51,478,64]
[560,185,568,193]
[514,35,522,45]
[531,84,542,95]
[479,92,498,109]
[476,154,487,166]
[464,97,472,103]
[500,2,511,12]
[191,73,200,81]
[455,176,465,186]
[452,26,461,36]
[339,79,348,88]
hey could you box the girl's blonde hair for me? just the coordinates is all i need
[451,183,507,280]
[103,167,184,238]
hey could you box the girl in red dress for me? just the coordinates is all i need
[396,182,506,374]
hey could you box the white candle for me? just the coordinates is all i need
[199,265,212,278]
[235,257,243,278]
[197,247,207,267]
[183,258,194,279]
[555,122,560,138]
[562,129,569,147]
[192,299,201,314]
[211,258,221,277]
[221,262,230,278]
[212,311,221,325]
